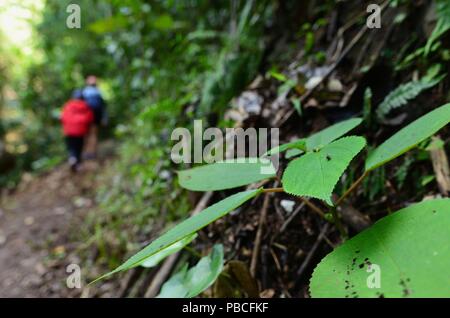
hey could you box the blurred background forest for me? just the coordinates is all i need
[0,0,449,297]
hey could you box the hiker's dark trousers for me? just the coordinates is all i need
[65,136,84,164]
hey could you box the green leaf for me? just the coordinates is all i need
[88,15,128,34]
[291,98,302,116]
[306,118,363,151]
[282,136,366,205]
[178,159,275,191]
[264,118,362,157]
[365,104,450,171]
[421,175,435,187]
[424,4,450,56]
[153,14,175,30]
[263,139,306,157]
[93,189,261,282]
[285,148,303,159]
[310,198,450,298]
[269,70,287,82]
[156,264,190,298]
[140,233,197,268]
[157,244,224,298]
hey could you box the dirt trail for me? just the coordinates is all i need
[0,160,106,297]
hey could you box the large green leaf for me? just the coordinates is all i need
[306,118,362,151]
[140,233,197,268]
[93,189,261,282]
[310,198,450,298]
[158,244,224,298]
[282,136,366,205]
[178,159,276,191]
[366,104,450,171]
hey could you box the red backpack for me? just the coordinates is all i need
[61,99,94,137]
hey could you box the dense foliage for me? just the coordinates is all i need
[1,0,449,298]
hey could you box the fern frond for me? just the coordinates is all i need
[376,66,445,121]
[424,0,450,55]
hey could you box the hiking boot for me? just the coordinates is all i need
[68,157,78,173]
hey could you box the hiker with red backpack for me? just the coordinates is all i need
[61,89,94,172]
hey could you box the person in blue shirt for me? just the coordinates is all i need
[82,75,107,159]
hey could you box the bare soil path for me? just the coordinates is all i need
[0,161,105,297]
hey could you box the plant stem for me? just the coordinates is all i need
[262,188,328,220]
[329,206,347,240]
[262,187,284,193]
[300,197,326,219]
[183,246,202,259]
[335,171,369,206]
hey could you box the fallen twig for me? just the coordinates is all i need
[144,253,179,298]
[429,137,450,195]
[250,193,271,277]
[296,223,330,280]
[337,202,372,232]
[279,202,305,233]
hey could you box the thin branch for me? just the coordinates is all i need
[262,187,284,193]
[300,197,326,219]
[279,202,305,233]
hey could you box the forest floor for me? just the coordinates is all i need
[0,144,115,297]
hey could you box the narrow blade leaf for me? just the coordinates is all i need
[306,118,363,151]
[263,139,306,157]
[178,159,276,191]
[140,233,197,268]
[365,104,450,171]
[264,118,362,157]
[93,189,261,282]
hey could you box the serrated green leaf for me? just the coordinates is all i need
[365,104,450,171]
[157,244,224,298]
[93,189,261,282]
[178,159,276,191]
[282,136,366,205]
[140,233,197,268]
[306,118,363,151]
[310,198,450,298]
